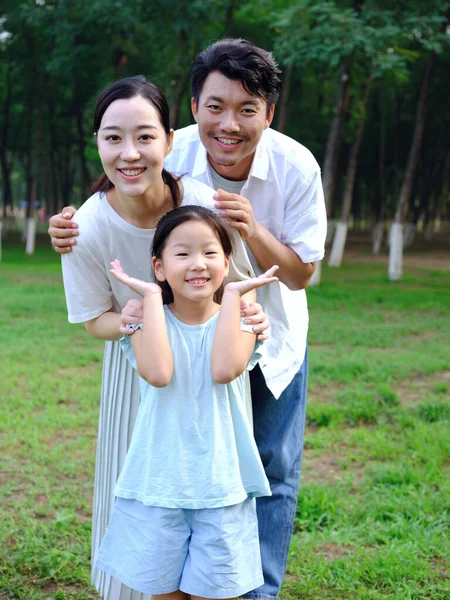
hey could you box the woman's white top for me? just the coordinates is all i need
[61,176,253,323]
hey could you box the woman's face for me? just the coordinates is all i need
[96,95,173,199]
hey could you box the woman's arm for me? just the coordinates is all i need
[210,267,279,384]
[84,311,122,340]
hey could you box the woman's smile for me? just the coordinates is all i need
[117,167,147,181]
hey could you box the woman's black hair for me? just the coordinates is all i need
[91,75,180,208]
[152,205,234,304]
[191,38,282,115]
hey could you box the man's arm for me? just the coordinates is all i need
[48,207,78,253]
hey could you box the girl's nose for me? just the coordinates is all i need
[191,254,207,269]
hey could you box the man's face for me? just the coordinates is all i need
[192,71,274,180]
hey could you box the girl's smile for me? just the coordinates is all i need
[153,220,230,311]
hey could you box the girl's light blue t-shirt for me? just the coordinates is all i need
[115,306,271,509]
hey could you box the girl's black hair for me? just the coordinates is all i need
[191,38,282,116]
[152,205,234,304]
[91,75,180,208]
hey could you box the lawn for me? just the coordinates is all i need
[1,239,449,600]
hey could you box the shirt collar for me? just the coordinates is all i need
[192,139,210,180]
[247,129,270,181]
[191,128,271,183]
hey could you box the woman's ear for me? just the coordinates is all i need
[166,130,174,156]
[152,256,165,282]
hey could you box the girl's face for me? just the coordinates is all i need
[96,95,173,199]
[153,220,230,304]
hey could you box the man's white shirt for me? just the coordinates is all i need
[165,125,326,399]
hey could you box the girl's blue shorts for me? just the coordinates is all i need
[95,496,263,598]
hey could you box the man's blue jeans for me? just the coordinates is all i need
[243,349,308,600]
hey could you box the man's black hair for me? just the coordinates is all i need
[191,38,282,113]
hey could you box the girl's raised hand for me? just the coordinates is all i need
[110,260,162,297]
[224,265,279,297]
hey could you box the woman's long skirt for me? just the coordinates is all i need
[91,341,151,600]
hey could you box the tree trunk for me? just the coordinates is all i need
[329,77,372,267]
[322,60,352,218]
[372,88,387,254]
[312,61,351,285]
[169,29,190,129]
[372,221,384,255]
[276,63,293,134]
[403,222,416,248]
[25,179,37,255]
[74,99,91,197]
[389,52,437,281]
[0,53,13,216]
[225,1,235,36]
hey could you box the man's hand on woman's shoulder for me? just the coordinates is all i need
[48,206,78,253]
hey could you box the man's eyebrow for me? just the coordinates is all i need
[101,124,159,131]
[204,95,260,107]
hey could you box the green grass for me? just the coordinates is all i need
[1,239,449,599]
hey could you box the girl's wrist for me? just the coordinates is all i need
[143,287,163,299]
[222,284,243,299]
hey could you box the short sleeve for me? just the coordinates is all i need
[225,231,254,283]
[61,238,113,324]
[119,324,142,369]
[239,317,262,371]
[281,169,327,263]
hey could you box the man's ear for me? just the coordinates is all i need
[191,97,198,122]
[265,104,275,129]
[152,257,165,282]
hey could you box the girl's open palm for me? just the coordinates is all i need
[110,260,162,297]
[224,265,279,297]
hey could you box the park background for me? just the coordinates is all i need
[0,0,449,599]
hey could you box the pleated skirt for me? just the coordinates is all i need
[91,340,152,600]
[90,340,253,600]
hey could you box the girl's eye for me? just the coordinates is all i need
[140,134,155,141]
[106,135,120,142]
[176,252,188,257]
[205,251,217,256]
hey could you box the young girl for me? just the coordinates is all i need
[94,205,278,600]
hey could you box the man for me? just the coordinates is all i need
[49,38,326,600]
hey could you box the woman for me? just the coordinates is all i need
[59,76,266,600]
